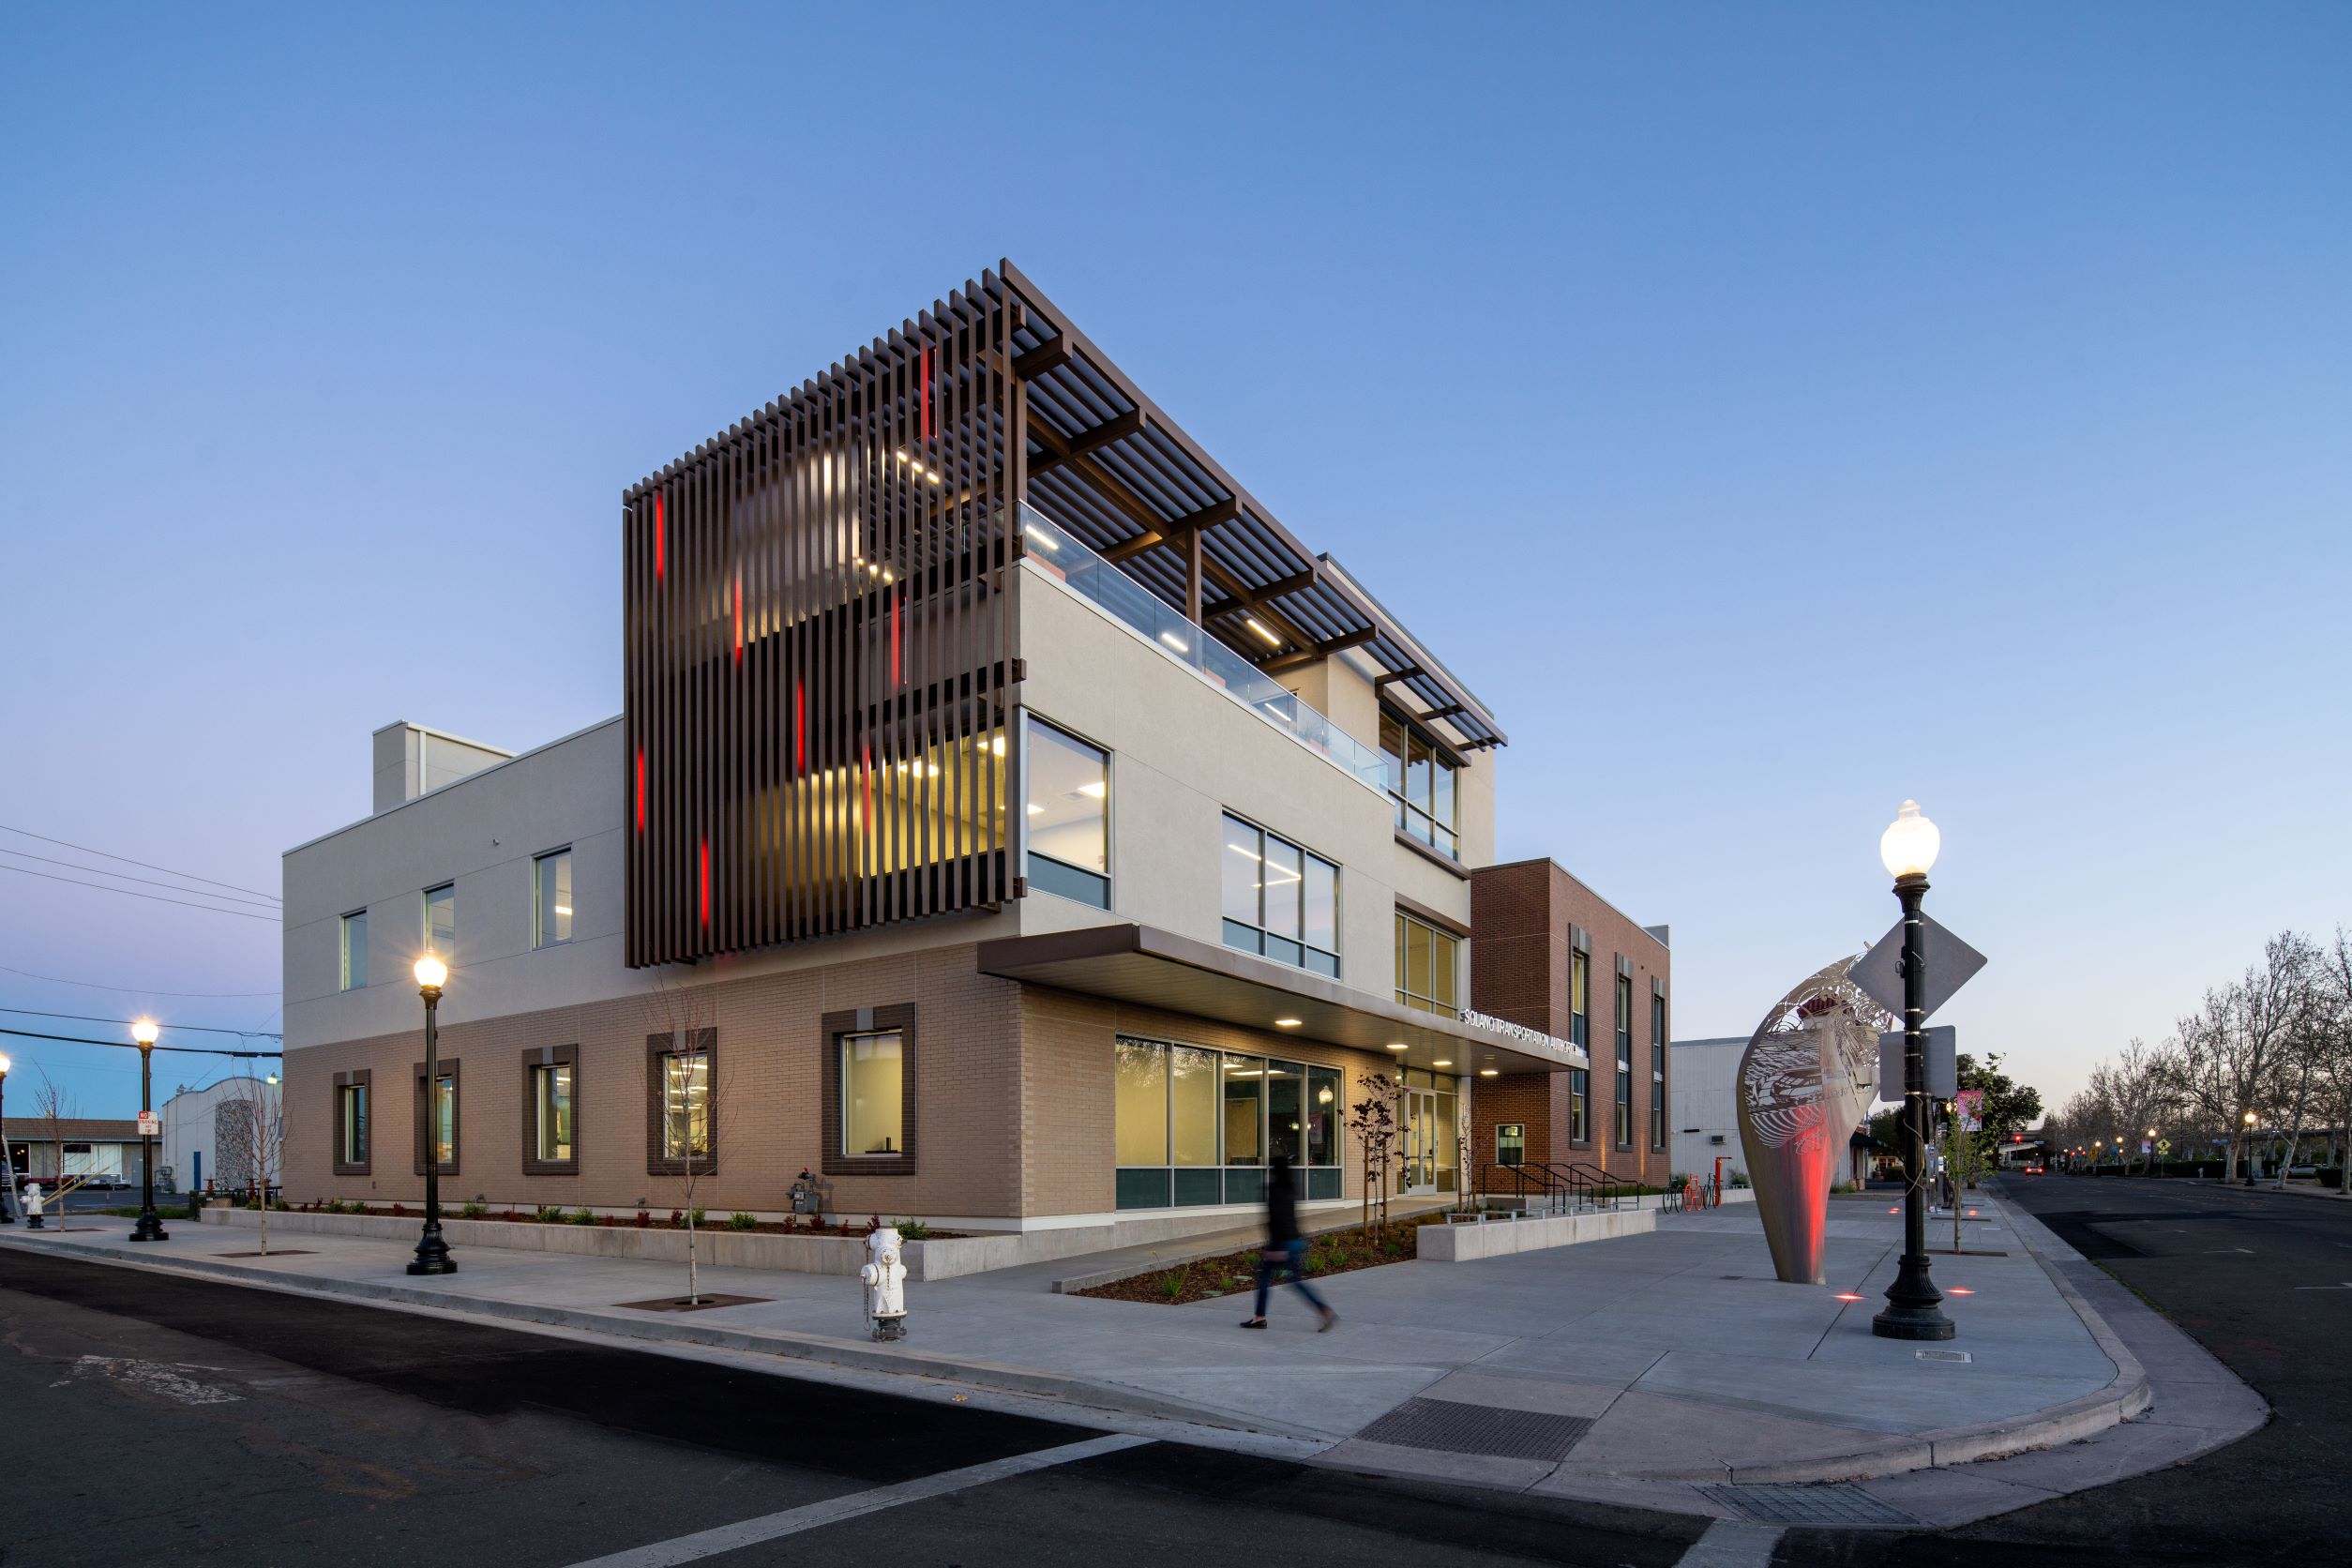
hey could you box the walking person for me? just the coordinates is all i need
[1239,1153,1337,1332]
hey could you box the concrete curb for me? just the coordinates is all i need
[0,1233,1325,1441]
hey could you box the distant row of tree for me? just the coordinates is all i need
[2043,929,2352,1184]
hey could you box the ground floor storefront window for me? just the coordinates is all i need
[1114,1035,1342,1209]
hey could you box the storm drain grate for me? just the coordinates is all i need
[1354,1398,1593,1461]
[1698,1483,1919,1528]
[1916,1348,1973,1364]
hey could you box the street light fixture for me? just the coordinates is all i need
[2242,1108,2258,1187]
[2146,1127,2158,1180]
[128,1018,168,1242]
[0,1050,13,1225]
[407,956,457,1275]
[1872,800,1955,1343]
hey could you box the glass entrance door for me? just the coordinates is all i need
[1403,1088,1439,1194]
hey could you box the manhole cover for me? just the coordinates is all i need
[1698,1483,1919,1527]
[1916,1348,1972,1364]
[1354,1397,1592,1461]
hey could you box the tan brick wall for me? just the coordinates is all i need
[1470,859,1674,1188]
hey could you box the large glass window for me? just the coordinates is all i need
[423,883,455,959]
[840,1031,904,1157]
[339,1083,368,1164]
[339,911,368,990]
[535,849,573,949]
[1569,946,1590,1050]
[1496,1123,1526,1167]
[431,1074,455,1167]
[1114,1038,1340,1209]
[662,1043,712,1160]
[1570,1069,1589,1144]
[1394,911,1460,1015]
[1221,815,1340,976]
[1380,712,1459,859]
[533,1063,573,1163]
[1026,719,1109,908]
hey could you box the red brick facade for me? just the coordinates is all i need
[1470,859,1672,1189]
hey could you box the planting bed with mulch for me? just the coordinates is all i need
[271,1200,968,1240]
[1077,1213,1452,1306]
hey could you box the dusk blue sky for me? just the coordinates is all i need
[4,4,2344,1123]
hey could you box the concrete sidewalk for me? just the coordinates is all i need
[0,1189,2253,1525]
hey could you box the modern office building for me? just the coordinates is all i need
[1468,861,1673,1188]
[282,263,1632,1247]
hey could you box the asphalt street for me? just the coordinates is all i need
[1787,1175,2348,1567]
[0,1246,1705,1567]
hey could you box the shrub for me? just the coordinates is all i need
[728,1212,757,1230]
[634,1209,652,1229]
[687,1206,706,1229]
[669,1209,684,1227]
[460,1201,487,1219]
[895,1219,933,1241]
[1729,1171,1752,1189]
[390,1202,408,1217]
[569,1206,596,1225]
[1159,1263,1192,1301]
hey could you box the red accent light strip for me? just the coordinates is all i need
[635,750,645,833]
[892,592,901,686]
[699,839,710,927]
[794,680,805,773]
[732,573,743,663]
[654,493,665,580]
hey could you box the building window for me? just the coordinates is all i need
[1380,711,1459,860]
[1221,815,1339,976]
[535,849,573,948]
[841,1032,906,1157]
[1026,718,1109,908]
[423,883,455,959]
[413,1059,459,1175]
[661,1045,710,1160]
[1496,1123,1526,1167]
[1394,912,1460,1016]
[335,1077,369,1171]
[1569,1070,1589,1145]
[1114,1037,1342,1209]
[339,911,368,990]
[1651,987,1667,1151]
[1569,944,1590,1051]
[534,1064,573,1163]
[1615,969,1634,1148]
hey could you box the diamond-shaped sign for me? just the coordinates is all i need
[1850,913,1986,1022]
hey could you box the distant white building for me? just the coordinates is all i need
[161,1076,282,1196]
[1671,1035,1750,1184]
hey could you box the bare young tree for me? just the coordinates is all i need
[29,1068,81,1230]
[217,1072,285,1253]
[2315,929,2352,1196]
[1345,1071,1399,1235]
[641,972,732,1304]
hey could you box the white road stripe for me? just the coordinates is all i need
[1675,1518,1785,1567]
[557,1432,1153,1568]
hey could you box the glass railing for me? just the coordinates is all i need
[1019,505,1389,795]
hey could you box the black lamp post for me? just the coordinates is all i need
[2241,1110,2258,1187]
[1873,800,1955,1343]
[0,1052,14,1225]
[129,1020,169,1242]
[407,956,458,1275]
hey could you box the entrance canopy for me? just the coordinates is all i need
[976,923,1586,1078]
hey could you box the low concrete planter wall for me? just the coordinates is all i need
[198,1206,1000,1280]
[1415,1206,1656,1261]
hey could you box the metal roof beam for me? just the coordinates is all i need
[1202,566,1315,619]
[1259,626,1378,675]
[1098,495,1241,565]
[1030,408,1145,478]
[1013,337,1077,380]
[1373,666,1425,688]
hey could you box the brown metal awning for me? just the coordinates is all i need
[976,923,1584,1077]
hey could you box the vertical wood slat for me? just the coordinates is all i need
[623,276,1014,968]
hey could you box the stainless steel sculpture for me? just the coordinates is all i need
[1737,955,1892,1285]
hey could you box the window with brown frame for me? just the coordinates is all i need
[412,1058,460,1177]
[821,1005,916,1177]
[520,1045,579,1176]
[644,1030,716,1177]
[332,1069,370,1175]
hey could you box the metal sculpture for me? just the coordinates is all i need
[1736,955,1892,1285]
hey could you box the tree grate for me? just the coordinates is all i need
[1698,1483,1920,1527]
[1353,1398,1593,1461]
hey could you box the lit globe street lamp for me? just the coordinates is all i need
[0,1051,13,1225]
[2242,1108,2258,1187]
[1871,801,1955,1342]
[129,1019,169,1242]
[407,956,458,1275]
[2147,1127,2159,1179]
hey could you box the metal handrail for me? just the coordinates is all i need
[1475,1161,1565,1215]
[1546,1161,1627,1211]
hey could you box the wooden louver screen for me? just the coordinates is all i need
[624,277,1025,967]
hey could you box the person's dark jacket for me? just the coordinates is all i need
[1265,1168,1301,1247]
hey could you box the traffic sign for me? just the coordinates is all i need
[1877,1026,1956,1099]
[136,1111,161,1138]
[1850,913,1988,1022]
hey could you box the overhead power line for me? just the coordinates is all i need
[0,1007,281,1039]
[0,962,278,999]
[0,848,282,910]
[0,824,280,902]
[0,864,281,923]
[0,1026,282,1059]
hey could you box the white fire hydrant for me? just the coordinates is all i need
[859,1226,908,1341]
[24,1182,45,1229]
